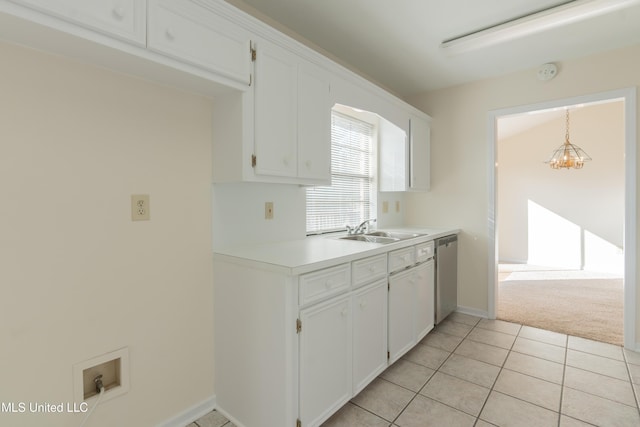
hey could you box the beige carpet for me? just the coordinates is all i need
[497,269,623,345]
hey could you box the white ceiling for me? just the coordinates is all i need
[230,0,640,97]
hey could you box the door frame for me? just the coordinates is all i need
[487,87,637,349]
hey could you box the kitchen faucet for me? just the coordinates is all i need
[346,218,376,235]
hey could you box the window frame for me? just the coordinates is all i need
[306,105,378,235]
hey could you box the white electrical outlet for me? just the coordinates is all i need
[131,194,150,221]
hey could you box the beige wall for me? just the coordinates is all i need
[0,41,214,426]
[406,44,639,336]
[498,102,624,270]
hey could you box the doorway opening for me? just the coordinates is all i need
[487,88,637,349]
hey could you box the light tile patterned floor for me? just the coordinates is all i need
[190,313,640,427]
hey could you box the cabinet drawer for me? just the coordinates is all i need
[11,0,146,45]
[299,264,350,306]
[415,241,435,263]
[388,247,415,273]
[147,0,251,85]
[352,254,387,289]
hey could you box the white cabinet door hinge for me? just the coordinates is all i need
[296,318,302,334]
[251,154,257,168]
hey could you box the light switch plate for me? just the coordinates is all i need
[265,202,274,220]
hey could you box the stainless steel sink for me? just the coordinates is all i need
[366,231,425,240]
[340,235,400,244]
[338,230,425,244]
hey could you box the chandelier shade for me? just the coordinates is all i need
[545,109,592,169]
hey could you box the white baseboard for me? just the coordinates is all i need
[497,258,527,265]
[456,305,488,319]
[214,405,247,427]
[156,395,216,427]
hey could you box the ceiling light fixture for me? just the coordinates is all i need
[441,0,640,54]
[545,109,591,169]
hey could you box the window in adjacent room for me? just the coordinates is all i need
[306,106,376,234]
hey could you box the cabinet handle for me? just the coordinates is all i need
[283,156,289,166]
[359,299,367,308]
[112,6,125,20]
[165,28,175,40]
[368,266,375,273]
[305,160,312,169]
[341,308,349,317]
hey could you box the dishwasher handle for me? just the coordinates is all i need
[436,234,457,249]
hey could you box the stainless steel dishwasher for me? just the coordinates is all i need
[435,234,458,324]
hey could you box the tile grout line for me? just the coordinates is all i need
[388,317,479,426]
[621,349,640,417]
[557,331,569,427]
[470,322,522,426]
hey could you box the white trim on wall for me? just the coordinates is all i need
[155,396,216,427]
[487,87,637,349]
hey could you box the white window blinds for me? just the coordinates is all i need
[306,111,374,234]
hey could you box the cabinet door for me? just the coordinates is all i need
[147,0,251,85]
[414,260,435,342]
[353,280,388,394]
[388,269,415,363]
[11,0,146,45]
[299,295,352,427]
[378,117,408,192]
[409,115,431,191]
[254,40,298,178]
[297,59,331,183]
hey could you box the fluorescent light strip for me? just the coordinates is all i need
[441,0,640,54]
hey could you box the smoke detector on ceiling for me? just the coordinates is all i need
[537,63,558,81]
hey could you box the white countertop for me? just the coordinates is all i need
[213,226,460,275]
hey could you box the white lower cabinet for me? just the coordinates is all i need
[415,260,435,341]
[214,240,437,427]
[352,279,388,394]
[388,259,435,364]
[299,294,352,427]
[388,267,416,363]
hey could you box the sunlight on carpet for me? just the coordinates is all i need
[497,266,623,345]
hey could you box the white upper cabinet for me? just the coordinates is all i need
[297,58,331,181]
[147,0,252,86]
[5,0,426,187]
[409,114,431,191]
[379,117,408,192]
[9,0,146,45]
[211,40,331,185]
[253,39,298,178]
[379,113,431,192]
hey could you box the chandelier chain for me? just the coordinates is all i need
[565,108,570,143]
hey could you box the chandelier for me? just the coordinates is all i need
[545,109,591,169]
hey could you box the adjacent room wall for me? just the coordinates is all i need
[405,43,639,335]
[498,102,624,272]
[0,41,214,426]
